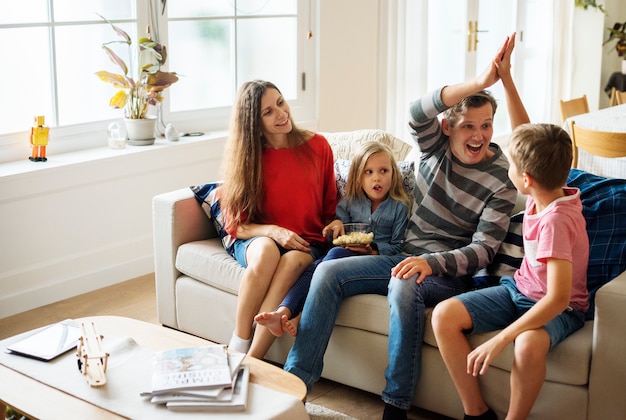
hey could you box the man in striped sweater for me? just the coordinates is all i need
[284,33,529,420]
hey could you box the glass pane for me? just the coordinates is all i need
[0,0,48,24]
[54,0,134,22]
[0,27,54,134]
[235,0,296,16]
[237,17,297,100]
[477,0,516,135]
[55,23,137,125]
[427,0,467,91]
[168,19,233,111]
[168,0,233,18]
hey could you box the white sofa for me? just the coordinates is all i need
[152,129,626,419]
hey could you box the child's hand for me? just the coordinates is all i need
[323,219,344,240]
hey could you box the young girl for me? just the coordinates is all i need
[255,141,412,337]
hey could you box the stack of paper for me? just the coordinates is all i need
[141,345,249,412]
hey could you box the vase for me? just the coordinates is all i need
[124,117,156,146]
[622,59,626,75]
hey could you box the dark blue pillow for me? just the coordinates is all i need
[190,183,236,254]
[567,169,626,320]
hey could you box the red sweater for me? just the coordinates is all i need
[230,133,337,247]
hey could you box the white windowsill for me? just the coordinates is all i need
[0,130,228,180]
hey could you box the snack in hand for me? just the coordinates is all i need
[333,231,374,247]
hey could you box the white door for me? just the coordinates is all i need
[426,0,518,137]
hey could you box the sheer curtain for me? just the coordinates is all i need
[380,0,428,143]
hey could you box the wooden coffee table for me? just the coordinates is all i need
[0,316,307,419]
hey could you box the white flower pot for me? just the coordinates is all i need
[622,59,626,75]
[124,117,156,146]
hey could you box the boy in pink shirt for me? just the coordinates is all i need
[432,123,589,420]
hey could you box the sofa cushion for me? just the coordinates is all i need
[566,169,626,319]
[176,239,243,294]
[190,183,236,253]
[334,159,416,200]
[323,129,413,161]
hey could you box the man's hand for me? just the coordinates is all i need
[391,256,432,283]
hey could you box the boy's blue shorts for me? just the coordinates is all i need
[456,276,585,350]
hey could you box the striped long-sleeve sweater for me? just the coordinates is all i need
[403,88,517,279]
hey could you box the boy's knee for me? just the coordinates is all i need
[432,298,461,332]
[514,330,550,363]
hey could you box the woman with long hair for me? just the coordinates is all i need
[221,80,338,358]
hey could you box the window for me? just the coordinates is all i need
[0,0,315,163]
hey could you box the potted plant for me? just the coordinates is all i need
[95,14,179,145]
[603,21,626,74]
[574,0,605,13]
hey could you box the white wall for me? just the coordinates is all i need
[0,136,224,318]
[317,0,382,132]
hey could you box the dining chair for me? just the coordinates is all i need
[570,121,626,168]
[559,95,589,124]
[609,87,626,106]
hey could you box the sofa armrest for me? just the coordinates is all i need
[588,270,626,419]
[152,187,217,329]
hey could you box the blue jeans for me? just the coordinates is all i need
[283,254,467,409]
[384,272,467,409]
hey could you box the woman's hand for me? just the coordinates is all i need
[237,223,311,252]
[268,225,311,252]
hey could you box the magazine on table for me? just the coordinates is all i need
[147,352,246,403]
[164,364,250,412]
[150,345,233,395]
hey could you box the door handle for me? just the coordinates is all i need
[467,20,488,52]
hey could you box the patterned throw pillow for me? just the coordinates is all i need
[566,169,626,320]
[190,183,236,253]
[334,159,416,199]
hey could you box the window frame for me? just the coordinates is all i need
[0,0,317,165]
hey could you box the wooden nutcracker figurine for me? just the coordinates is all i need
[29,115,49,162]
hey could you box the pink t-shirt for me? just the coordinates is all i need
[514,187,590,312]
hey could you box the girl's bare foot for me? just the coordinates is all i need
[255,311,287,337]
[281,315,297,337]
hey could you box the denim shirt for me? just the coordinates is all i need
[336,195,409,255]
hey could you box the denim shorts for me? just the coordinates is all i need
[231,236,326,268]
[457,276,585,350]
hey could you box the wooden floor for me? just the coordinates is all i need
[0,275,451,420]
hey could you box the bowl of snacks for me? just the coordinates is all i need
[333,223,374,247]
